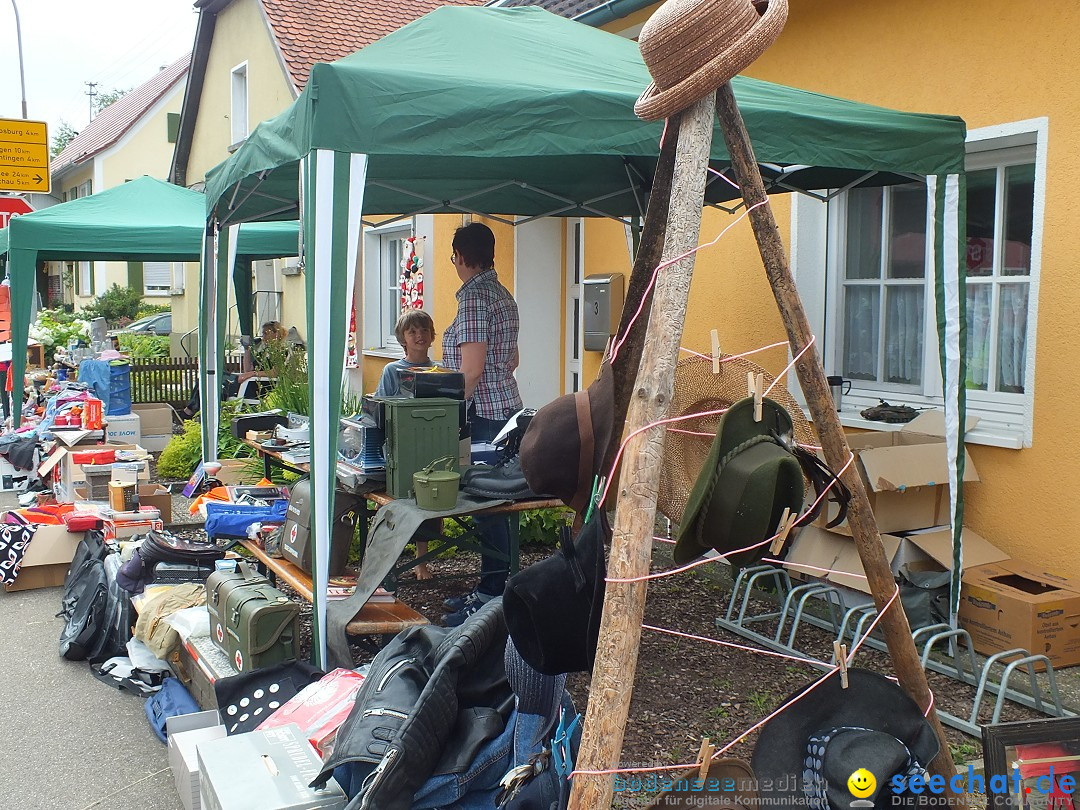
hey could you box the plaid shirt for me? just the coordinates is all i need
[442,269,522,420]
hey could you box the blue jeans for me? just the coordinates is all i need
[471,414,513,598]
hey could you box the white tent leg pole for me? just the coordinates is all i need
[199,224,219,464]
[931,173,967,624]
[304,149,368,669]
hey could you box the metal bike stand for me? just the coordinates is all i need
[713,563,1076,736]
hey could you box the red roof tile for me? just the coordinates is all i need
[261,0,486,90]
[52,54,190,177]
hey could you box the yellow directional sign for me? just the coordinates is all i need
[0,119,50,193]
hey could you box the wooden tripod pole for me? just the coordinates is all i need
[569,91,717,810]
[713,83,956,781]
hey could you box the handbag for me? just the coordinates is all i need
[898,565,952,629]
[145,677,201,744]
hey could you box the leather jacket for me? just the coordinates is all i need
[315,598,513,810]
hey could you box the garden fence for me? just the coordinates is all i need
[129,357,243,408]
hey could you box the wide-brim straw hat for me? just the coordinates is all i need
[658,354,815,527]
[635,0,789,121]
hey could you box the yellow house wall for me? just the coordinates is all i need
[598,0,1079,578]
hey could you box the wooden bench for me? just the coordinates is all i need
[238,539,429,639]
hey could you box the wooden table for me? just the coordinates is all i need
[239,538,429,639]
[241,437,565,587]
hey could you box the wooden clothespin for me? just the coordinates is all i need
[833,640,850,689]
[746,371,764,421]
[770,507,797,555]
[710,329,721,374]
[697,737,716,783]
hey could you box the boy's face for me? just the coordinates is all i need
[403,324,433,355]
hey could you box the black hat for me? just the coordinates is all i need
[752,669,940,809]
[503,510,609,676]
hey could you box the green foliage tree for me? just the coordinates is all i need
[94,87,130,114]
[51,121,78,158]
[80,284,143,324]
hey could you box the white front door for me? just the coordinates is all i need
[513,218,562,409]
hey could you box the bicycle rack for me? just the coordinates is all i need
[714,564,1076,737]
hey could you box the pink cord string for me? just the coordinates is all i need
[763,335,816,397]
[608,200,767,363]
[643,624,822,666]
[707,165,741,191]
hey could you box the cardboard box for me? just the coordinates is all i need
[168,711,226,810]
[198,724,346,810]
[133,404,174,453]
[215,458,258,486]
[959,559,1080,669]
[3,523,83,592]
[105,412,141,446]
[819,410,980,534]
[41,442,150,503]
[0,454,31,491]
[132,403,173,436]
[785,524,1007,596]
[138,484,173,518]
[103,517,164,541]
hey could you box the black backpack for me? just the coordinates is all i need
[59,558,111,661]
[58,531,133,662]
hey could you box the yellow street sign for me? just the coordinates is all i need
[0,119,50,193]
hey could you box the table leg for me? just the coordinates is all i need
[263,452,273,480]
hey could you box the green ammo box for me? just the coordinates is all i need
[382,397,461,498]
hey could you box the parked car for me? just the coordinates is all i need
[107,312,171,337]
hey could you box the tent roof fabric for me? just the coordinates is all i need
[5,176,299,261]
[205,6,965,225]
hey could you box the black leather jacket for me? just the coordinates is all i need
[314,598,513,810]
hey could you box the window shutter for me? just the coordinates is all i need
[88,262,95,296]
[143,261,171,292]
[128,261,144,293]
[167,112,180,144]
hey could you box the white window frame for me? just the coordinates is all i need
[792,117,1047,449]
[362,221,413,355]
[230,62,249,148]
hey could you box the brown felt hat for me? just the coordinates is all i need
[645,758,759,808]
[519,362,615,515]
[635,0,788,121]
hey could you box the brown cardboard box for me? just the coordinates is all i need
[137,485,173,518]
[131,404,173,452]
[958,560,1080,669]
[785,524,1007,595]
[215,458,258,486]
[818,410,980,535]
[3,523,83,592]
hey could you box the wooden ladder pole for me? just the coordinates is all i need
[713,82,956,782]
[569,90,717,810]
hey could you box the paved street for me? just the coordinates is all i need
[0,490,183,810]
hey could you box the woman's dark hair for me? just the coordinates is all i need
[452,222,496,270]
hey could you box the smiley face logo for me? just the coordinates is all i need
[847,768,876,799]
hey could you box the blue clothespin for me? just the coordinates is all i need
[551,708,581,779]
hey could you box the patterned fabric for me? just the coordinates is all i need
[442,269,522,421]
[0,524,39,585]
[802,726,927,809]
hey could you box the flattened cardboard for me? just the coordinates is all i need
[959,559,1080,669]
[903,526,1009,571]
[132,403,173,436]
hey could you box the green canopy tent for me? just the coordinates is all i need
[203,6,968,668]
[3,176,300,459]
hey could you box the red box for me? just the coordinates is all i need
[255,667,365,755]
[70,449,115,466]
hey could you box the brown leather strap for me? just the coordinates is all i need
[572,390,594,514]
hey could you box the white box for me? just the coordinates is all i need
[0,454,31,491]
[198,724,346,810]
[168,711,226,810]
[105,413,141,446]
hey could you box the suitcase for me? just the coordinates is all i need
[206,562,269,652]
[281,478,363,577]
[223,582,300,674]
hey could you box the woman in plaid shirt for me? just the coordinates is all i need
[441,222,522,626]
